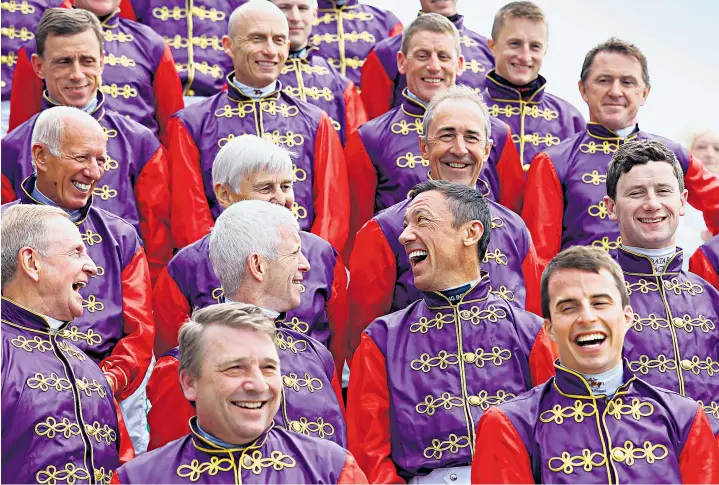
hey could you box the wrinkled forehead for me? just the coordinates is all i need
[407,190,450,217]
[588,51,643,78]
[406,29,457,52]
[46,215,84,248]
[233,6,289,36]
[427,99,487,134]
[45,29,103,57]
[203,325,280,363]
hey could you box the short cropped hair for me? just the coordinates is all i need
[31,106,98,168]
[212,135,293,192]
[606,139,684,201]
[580,37,650,86]
[409,180,492,262]
[1,205,70,291]
[491,1,546,41]
[178,303,277,378]
[401,13,460,57]
[209,200,299,297]
[423,85,491,146]
[540,246,629,319]
[36,8,104,59]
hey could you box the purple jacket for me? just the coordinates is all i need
[619,246,719,435]
[2,298,120,484]
[311,0,401,87]
[484,71,585,170]
[115,420,353,483]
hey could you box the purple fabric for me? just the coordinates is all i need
[3,176,143,365]
[1,298,120,484]
[483,71,585,169]
[365,274,542,479]
[498,362,698,483]
[172,76,324,232]
[167,231,338,349]
[279,50,352,143]
[697,234,719,277]
[546,123,692,253]
[115,420,348,483]
[130,0,248,97]
[0,0,58,97]
[375,197,531,312]
[358,90,507,214]
[618,247,719,435]
[370,14,494,105]
[311,0,401,87]
[1,91,160,239]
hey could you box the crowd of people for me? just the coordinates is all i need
[1,0,719,483]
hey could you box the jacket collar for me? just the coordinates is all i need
[226,72,283,103]
[586,121,640,141]
[484,69,547,103]
[19,175,94,226]
[42,90,107,122]
[318,0,359,9]
[617,245,683,276]
[400,89,427,117]
[417,11,465,30]
[99,9,121,29]
[423,270,491,309]
[553,359,636,399]
[0,296,69,334]
[189,417,274,455]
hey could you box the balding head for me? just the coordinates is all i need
[223,0,290,88]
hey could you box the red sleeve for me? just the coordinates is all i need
[521,152,563,268]
[347,220,396,362]
[110,471,121,484]
[311,113,349,253]
[2,173,16,203]
[327,253,350,376]
[521,241,542,317]
[343,81,368,138]
[360,49,393,120]
[113,398,136,464]
[166,117,214,249]
[152,266,191,356]
[134,146,172,285]
[679,407,719,483]
[152,45,184,144]
[8,47,43,132]
[496,126,525,214]
[347,334,405,484]
[389,22,403,37]
[343,130,377,261]
[339,452,369,484]
[689,248,719,290]
[471,407,535,484]
[118,0,137,21]
[529,327,556,386]
[685,154,719,235]
[146,355,195,451]
[100,247,155,400]
[331,367,346,414]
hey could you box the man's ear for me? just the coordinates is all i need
[179,369,198,402]
[18,247,42,283]
[31,143,50,174]
[487,38,495,55]
[221,35,234,59]
[604,195,618,221]
[31,53,46,80]
[578,80,588,103]
[247,253,265,282]
[397,50,407,75]
[463,220,483,247]
[419,135,429,160]
[543,318,556,342]
[214,183,234,210]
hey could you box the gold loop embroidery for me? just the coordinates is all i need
[610,441,668,466]
[489,104,521,118]
[103,30,134,43]
[699,400,719,419]
[409,312,456,333]
[262,130,305,147]
[84,422,117,445]
[35,417,82,439]
[396,153,428,169]
[591,235,622,252]
[628,354,676,375]
[582,170,607,186]
[587,200,609,219]
[285,317,309,334]
[103,157,119,171]
[606,398,654,420]
[512,133,561,147]
[483,248,508,265]
[422,433,471,460]
[27,372,73,392]
[177,457,233,481]
[282,372,322,392]
[625,278,660,296]
[292,164,307,182]
[291,202,307,220]
[190,5,225,21]
[100,83,138,99]
[261,101,300,117]
[580,141,617,154]
[11,335,52,353]
[152,6,187,21]
[467,389,515,410]
[275,333,308,354]
[314,10,375,25]
[283,85,334,101]
[548,449,606,474]
[411,350,459,373]
[214,103,256,119]
[460,59,486,74]
[92,185,118,201]
[491,216,504,229]
[458,35,478,47]
[288,417,335,438]
[328,56,364,70]
[1,1,36,14]
[241,450,296,475]
[459,305,508,324]
[490,285,515,302]
[1,51,18,67]
[94,468,113,485]
[540,400,596,425]
[60,325,103,346]
[663,278,704,296]
[177,61,223,79]
[391,119,423,136]
[212,288,224,303]
[82,295,105,313]
[36,463,90,485]
[75,377,109,398]
[281,62,330,75]
[1,25,34,41]
[103,127,118,138]
[416,392,464,415]
[104,53,135,67]
[56,340,87,361]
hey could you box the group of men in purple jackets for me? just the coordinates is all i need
[2,0,719,483]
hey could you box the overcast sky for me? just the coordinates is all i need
[362,0,719,145]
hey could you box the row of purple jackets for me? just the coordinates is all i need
[618,247,719,435]
[2,298,120,484]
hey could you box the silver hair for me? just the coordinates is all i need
[209,199,299,297]
[1,204,70,290]
[30,106,100,169]
[211,134,293,192]
[422,85,492,145]
[227,0,287,38]
[400,13,460,57]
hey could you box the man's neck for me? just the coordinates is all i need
[231,77,278,100]
[405,89,429,105]
[289,46,309,59]
[622,244,676,273]
[196,420,256,449]
[48,92,99,114]
[2,287,66,329]
[491,71,541,99]
[32,180,84,222]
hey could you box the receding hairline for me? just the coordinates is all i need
[425,97,488,131]
[228,1,289,37]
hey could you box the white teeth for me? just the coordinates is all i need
[258,61,275,66]
[576,332,605,343]
[423,78,442,83]
[72,181,91,191]
[639,218,663,223]
[409,250,428,260]
[448,162,468,168]
[234,402,262,409]
[72,281,86,291]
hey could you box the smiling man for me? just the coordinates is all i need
[347,180,554,484]
[361,0,494,119]
[166,0,349,254]
[1,106,155,420]
[1,204,123,484]
[522,38,719,268]
[603,139,719,437]
[471,245,719,483]
[113,303,367,484]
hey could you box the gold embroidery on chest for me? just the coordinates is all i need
[459,305,508,324]
[100,83,138,99]
[292,163,307,182]
[262,130,305,147]
[591,235,622,252]
[699,400,719,419]
[628,354,676,374]
[416,388,515,415]
[282,372,322,392]
[82,294,104,313]
[310,31,375,45]
[610,441,668,466]
[582,170,607,186]
[540,400,596,424]
[211,287,224,303]
[587,200,609,219]
[328,56,364,70]
[36,463,91,485]
[285,317,309,334]
[491,216,504,229]
[261,101,300,117]
[276,333,308,354]
[605,398,654,420]
[103,156,119,172]
[84,421,118,445]
[391,119,423,136]
[423,433,471,460]
[1,0,34,14]
[75,377,109,398]
[103,126,118,138]
[241,450,296,475]
[458,35,478,47]
[104,53,136,68]
[291,201,307,220]
[95,468,113,484]
[215,103,256,119]
[579,140,618,154]
[548,449,606,474]
[330,117,341,132]
[27,372,73,392]
[283,85,334,102]
[396,153,428,169]
[483,248,508,266]
[631,313,715,334]
[1,25,34,40]
[281,62,330,76]
[56,340,87,361]
[35,417,116,445]
[103,30,134,43]
[468,389,515,409]
[177,61,223,79]
[411,346,512,373]
[288,417,335,438]
[490,103,559,121]
[152,5,226,22]
[92,185,117,201]
[177,457,234,481]
[11,335,52,353]
[60,325,103,346]
[490,285,515,302]
[511,132,560,148]
[164,34,223,51]
[409,312,456,333]
[460,59,486,74]
[315,10,375,25]
[1,51,17,67]
[663,278,703,296]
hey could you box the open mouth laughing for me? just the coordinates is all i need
[409,249,428,268]
[574,331,607,350]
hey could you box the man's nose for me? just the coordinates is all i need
[242,365,270,393]
[298,251,310,273]
[399,225,415,246]
[83,256,98,277]
[426,53,441,72]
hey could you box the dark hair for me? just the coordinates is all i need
[401,12,460,56]
[491,1,546,41]
[540,246,629,319]
[36,8,104,59]
[580,37,649,86]
[409,180,492,262]
[606,139,684,200]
